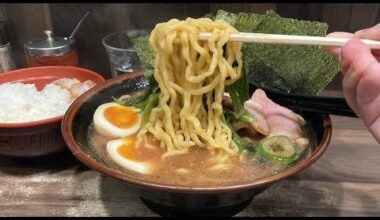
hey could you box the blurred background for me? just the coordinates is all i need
[1,3,379,90]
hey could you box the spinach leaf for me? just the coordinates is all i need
[112,91,150,109]
[226,68,252,124]
[141,92,159,127]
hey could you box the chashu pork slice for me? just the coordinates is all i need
[244,89,309,147]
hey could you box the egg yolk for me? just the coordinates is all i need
[117,136,138,160]
[104,105,138,128]
[117,136,157,161]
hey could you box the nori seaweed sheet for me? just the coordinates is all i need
[215,10,339,95]
[131,35,156,88]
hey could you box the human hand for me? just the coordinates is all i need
[325,24,380,143]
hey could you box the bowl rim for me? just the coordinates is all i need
[62,71,332,194]
[0,66,105,128]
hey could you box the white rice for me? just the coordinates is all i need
[0,82,73,123]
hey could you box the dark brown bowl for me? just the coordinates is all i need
[0,66,105,157]
[62,71,332,216]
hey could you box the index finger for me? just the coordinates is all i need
[354,23,380,40]
[355,23,380,58]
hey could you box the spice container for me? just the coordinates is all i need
[0,42,15,73]
[0,10,15,73]
[24,30,79,67]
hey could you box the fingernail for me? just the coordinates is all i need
[355,28,370,37]
[355,30,365,37]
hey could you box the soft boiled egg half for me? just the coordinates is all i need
[106,136,153,175]
[93,102,141,138]
[94,102,152,174]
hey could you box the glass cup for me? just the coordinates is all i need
[102,30,149,77]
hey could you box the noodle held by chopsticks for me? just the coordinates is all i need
[137,18,243,158]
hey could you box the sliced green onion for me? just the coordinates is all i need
[257,135,297,165]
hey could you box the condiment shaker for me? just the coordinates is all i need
[24,30,79,67]
[0,42,15,73]
[0,16,15,73]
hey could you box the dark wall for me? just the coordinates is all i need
[2,3,380,89]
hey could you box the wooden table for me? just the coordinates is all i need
[0,115,379,217]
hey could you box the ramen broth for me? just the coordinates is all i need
[88,123,312,187]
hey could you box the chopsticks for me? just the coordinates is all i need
[198,32,380,49]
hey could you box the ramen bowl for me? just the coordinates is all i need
[0,66,105,157]
[62,71,332,216]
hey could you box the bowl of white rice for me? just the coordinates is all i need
[0,66,105,157]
